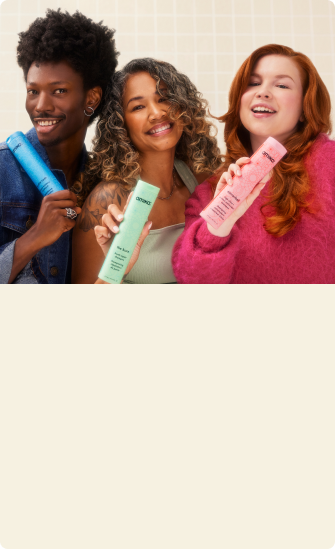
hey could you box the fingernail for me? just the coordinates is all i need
[113,226,119,232]
[107,233,112,238]
[117,214,123,221]
[237,169,241,176]
[148,221,152,230]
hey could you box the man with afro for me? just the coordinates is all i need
[0,9,118,283]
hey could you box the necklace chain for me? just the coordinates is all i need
[157,168,177,200]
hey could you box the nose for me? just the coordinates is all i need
[35,91,54,114]
[148,101,166,122]
[255,85,272,99]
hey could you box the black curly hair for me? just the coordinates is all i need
[17,9,119,124]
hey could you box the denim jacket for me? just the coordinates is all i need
[0,127,87,284]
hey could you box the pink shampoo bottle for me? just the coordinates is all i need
[200,136,287,229]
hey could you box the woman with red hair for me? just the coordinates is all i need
[172,44,335,283]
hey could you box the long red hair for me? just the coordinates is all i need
[213,44,332,237]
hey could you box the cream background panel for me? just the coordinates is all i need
[1,0,335,152]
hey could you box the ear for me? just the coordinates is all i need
[299,112,305,123]
[85,86,103,113]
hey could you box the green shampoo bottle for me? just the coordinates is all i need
[98,180,159,284]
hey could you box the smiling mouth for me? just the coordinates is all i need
[252,107,276,113]
[148,122,173,135]
[35,119,62,126]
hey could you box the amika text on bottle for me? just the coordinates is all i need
[200,137,287,229]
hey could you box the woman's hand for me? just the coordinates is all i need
[208,157,267,238]
[94,191,152,278]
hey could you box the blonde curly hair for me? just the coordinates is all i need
[78,58,223,206]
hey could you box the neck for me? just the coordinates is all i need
[139,149,176,193]
[250,132,289,154]
[249,134,269,154]
[44,128,87,186]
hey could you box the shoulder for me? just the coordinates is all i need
[174,158,211,185]
[306,134,335,166]
[0,141,10,160]
[77,180,130,232]
[0,141,8,152]
[303,135,335,202]
[0,127,38,158]
[87,180,130,209]
[305,134,335,183]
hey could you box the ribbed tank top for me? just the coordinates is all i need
[123,159,198,284]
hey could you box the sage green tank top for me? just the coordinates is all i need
[123,159,198,284]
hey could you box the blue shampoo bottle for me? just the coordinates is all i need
[6,131,64,196]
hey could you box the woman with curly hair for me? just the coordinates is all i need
[72,58,223,283]
[172,44,335,284]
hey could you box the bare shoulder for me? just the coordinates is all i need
[77,180,130,233]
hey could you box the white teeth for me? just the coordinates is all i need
[37,120,60,126]
[252,107,275,113]
[149,123,171,134]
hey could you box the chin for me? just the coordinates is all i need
[37,135,64,147]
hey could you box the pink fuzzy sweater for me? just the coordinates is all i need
[172,135,335,284]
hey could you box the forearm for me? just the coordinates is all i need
[172,218,240,284]
[8,229,42,284]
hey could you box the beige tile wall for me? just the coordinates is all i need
[1,0,335,151]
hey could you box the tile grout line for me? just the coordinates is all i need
[308,0,315,64]
[154,0,157,58]
[211,0,219,128]
[270,0,275,42]
[250,0,256,50]
[232,0,236,73]
[173,0,177,67]
[193,0,198,87]
[135,0,138,54]
[15,0,21,132]
[289,0,295,49]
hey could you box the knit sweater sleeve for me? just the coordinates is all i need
[172,182,240,284]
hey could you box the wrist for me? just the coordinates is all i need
[20,225,45,256]
[207,221,233,238]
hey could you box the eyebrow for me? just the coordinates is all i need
[27,80,70,86]
[127,88,167,107]
[250,72,294,82]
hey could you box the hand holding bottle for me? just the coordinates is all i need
[207,157,268,238]
[94,192,152,278]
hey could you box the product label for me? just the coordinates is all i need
[136,196,152,205]
[262,151,275,163]
[107,247,130,273]
[13,143,22,153]
[200,137,287,228]
[98,180,160,283]
[38,177,53,195]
